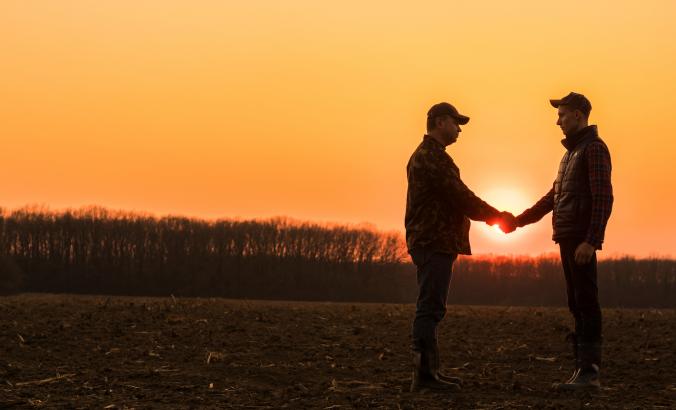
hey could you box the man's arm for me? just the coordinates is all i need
[573,142,613,264]
[516,187,555,227]
[435,154,501,222]
[584,142,613,250]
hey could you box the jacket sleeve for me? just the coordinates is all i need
[585,142,613,249]
[432,152,500,222]
[517,186,555,226]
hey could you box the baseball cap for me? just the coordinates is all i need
[550,92,592,117]
[427,102,470,125]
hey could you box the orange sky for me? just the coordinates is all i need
[2,1,675,257]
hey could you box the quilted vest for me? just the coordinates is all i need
[552,126,606,241]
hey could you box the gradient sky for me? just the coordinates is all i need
[2,1,675,257]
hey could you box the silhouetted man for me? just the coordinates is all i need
[508,92,613,390]
[405,102,514,392]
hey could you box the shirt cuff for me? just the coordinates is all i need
[585,234,603,250]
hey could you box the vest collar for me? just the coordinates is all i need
[561,125,598,151]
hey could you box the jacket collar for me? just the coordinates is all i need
[423,134,446,150]
[561,125,598,151]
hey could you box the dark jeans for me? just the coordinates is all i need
[409,248,456,352]
[559,239,602,344]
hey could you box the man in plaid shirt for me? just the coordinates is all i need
[405,102,514,392]
[507,92,613,390]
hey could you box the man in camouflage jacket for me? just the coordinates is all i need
[405,102,515,392]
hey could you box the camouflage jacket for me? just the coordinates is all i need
[405,135,500,255]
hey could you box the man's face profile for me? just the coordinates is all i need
[437,116,461,145]
[556,105,582,137]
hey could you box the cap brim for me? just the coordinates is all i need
[550,99,563,108]
[455,115,470,125]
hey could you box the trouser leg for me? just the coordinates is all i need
[558,240,603,390]
[409,248,459,392]
[410,248,455,374]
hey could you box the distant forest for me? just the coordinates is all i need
[1,206,674,308]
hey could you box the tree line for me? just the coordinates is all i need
[449,255,676,308]
[0,206,674,308]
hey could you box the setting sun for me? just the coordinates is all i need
[475,187,531,242]
[489,223,506,235]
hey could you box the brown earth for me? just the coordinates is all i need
[0,294,674,409]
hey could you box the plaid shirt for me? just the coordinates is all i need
[517,133,613,249]
[405,136,500,255]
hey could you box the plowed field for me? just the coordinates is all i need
[1,294,674,409]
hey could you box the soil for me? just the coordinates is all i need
[1,294,674,409]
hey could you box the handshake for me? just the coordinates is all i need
[486,211,519,234]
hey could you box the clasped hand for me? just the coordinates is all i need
[486,212,518,233]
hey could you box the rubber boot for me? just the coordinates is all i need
[432,340,463,386]
[410,349,461,393]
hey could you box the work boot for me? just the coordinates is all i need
[563,332,579,383]
[436,370,463,386]
[410,351,461,392]
[555,365,600,390]
[431,340,463,386]
[555,342,601,391]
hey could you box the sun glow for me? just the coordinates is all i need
[477,187,532,242]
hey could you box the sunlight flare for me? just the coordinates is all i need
[478,187,531,241]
